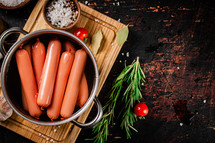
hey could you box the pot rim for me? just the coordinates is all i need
[1,29,99,126]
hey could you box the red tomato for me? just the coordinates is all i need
[134,103,148,117]
[73,28,88,42]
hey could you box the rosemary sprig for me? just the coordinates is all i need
[119,57,146,139]
[91,57,146,143]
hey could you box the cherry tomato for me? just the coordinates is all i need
[73,28,88,42]
[134,103,148,117]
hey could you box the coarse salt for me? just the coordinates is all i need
[126,52,129,57]
[0,0,24,6]
[94,19,99,22]
[46,0,78,28]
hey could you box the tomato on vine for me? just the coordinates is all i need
[73,28,88,42]
[134,103,148,118]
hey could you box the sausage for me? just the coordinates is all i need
[63,41,75,54]
[16,47,42,118]
[60,49,87,118]
[76,74,89,107]
[21,86,28,111]
[47,51,74,120]
[21,43,32,111]
[32,38,46,87]
[37,39,61,108]
[23,43,32,61]
[63,41,89,107]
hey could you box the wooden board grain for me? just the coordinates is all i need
[0,0,125,142]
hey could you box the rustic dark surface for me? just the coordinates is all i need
[0,0,215,143]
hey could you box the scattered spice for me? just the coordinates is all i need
[45,0,78,28]
[126,52,129,57]
[94,19,100,22]
[53,129,57,132]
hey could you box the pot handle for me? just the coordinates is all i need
[71,96,103,128]
[0,27,28,59]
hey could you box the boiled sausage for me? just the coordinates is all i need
[47,51,74,120]
[63,40,75,54]
[37,39,61,108]
[16,47,42,118]
[76,74,89,107]
[60,49,87,118]
[32,38,46,87]
[63,41,89,108]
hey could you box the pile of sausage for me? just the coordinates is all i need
[15,38,89,121]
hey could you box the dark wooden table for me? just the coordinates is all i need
[0,0,215,143]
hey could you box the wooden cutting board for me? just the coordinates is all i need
[0,0,125,142]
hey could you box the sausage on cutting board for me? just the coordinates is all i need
[47,51,74,120]
[16,47,42,118]
[60,49,87,118]
[32,38,46,87]
[37,39,61,108]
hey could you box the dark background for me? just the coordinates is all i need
[0,0,215,143]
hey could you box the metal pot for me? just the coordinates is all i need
[0,27,102,128]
